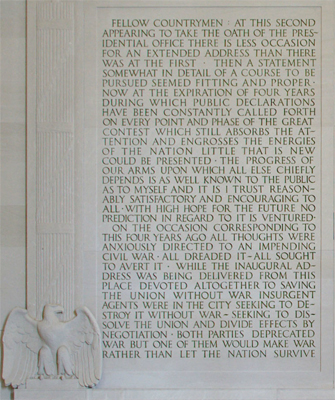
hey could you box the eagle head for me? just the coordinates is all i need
[43,304,64,321]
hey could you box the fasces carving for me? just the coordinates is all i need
[33,1,75,320]
[2,305,102,388]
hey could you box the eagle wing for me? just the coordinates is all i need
[65,307,102,387]
[2,307,42,387]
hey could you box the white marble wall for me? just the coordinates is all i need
[1,2,335,400]
[1,1,26,399]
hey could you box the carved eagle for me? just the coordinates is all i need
[3,305,102,388]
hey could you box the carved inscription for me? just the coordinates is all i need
[97,10,320,367]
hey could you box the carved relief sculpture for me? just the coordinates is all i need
[2,304,102,388]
